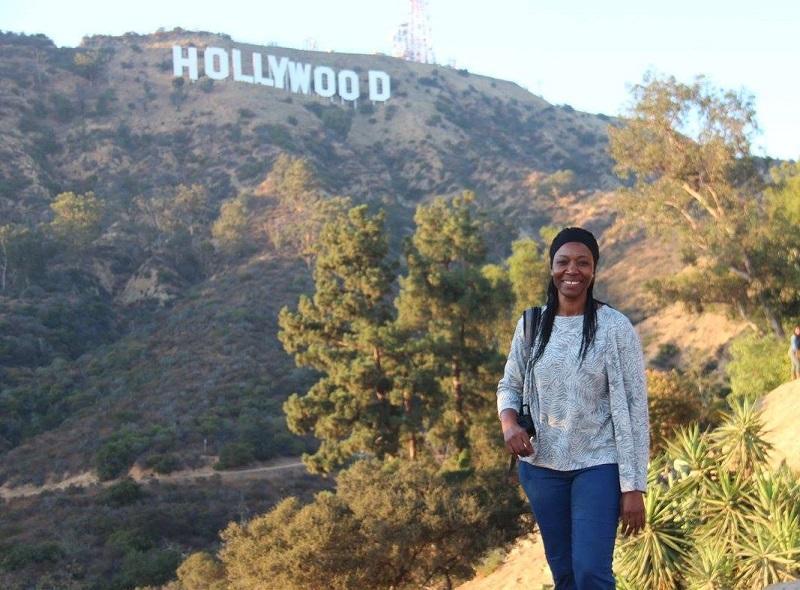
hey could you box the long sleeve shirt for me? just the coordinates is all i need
[496,304,650,493]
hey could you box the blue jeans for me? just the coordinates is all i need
[518,461,621,590]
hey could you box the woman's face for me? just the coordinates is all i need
[551,242,595,299]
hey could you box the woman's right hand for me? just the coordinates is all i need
[500,410,534,457]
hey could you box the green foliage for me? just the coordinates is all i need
[0,224,53,292]
[49,191,105,250]
[529,169,577,197]
[261,155,348,261]
[646,369,703,453]
[95,429,153,480]
[70,49,108,80]
[114,548,181,590]
[176,551,227,590]
[214,442,255,470]
[710,397,772,477]
[507,235,551,315]
[726,331,786,401]
[652,342,680,369]
[279,204,399,472]
[320,106,353,138]
[50,92,75,122]
[766,161,800,226]
[94,88,117,116]
[253,123,294,149]
[0,542,64,571]
[212,195,251,257]
[100,478,145,506]
[614,406,800,589]
[218,459,527,589]
[609,73,800,337]
[396,192,512,459]
[144,453,182,474]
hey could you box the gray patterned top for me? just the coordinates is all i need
[496,304,650,492]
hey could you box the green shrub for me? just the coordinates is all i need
[214,442,255,470]
[145,453,182,474]
[320,107,353,139]
[198,77,214,93]
[646,369,703,452]
[95,430,151,480]
[49,93,75,122]
[106,527,155,553]
[0,542,63,571]
[726,332,786,401]
[100,478,145,506]
[114,548,181,589]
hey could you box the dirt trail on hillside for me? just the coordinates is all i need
[0,457,305,500]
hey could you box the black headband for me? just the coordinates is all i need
[549,227,600,267]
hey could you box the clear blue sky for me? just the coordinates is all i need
[2,0,797,160]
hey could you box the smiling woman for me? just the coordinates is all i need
[496,226,650,590]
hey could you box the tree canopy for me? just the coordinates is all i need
[609,74,800,337]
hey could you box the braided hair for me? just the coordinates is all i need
[532,278,606,367]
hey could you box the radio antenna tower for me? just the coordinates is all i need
[393,0,435,64]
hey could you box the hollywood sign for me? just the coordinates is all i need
[172,45,391,102]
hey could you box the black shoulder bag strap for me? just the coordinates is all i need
[508,306,542,477]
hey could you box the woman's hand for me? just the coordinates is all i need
[499,409,533,457]
[619,491,645,535]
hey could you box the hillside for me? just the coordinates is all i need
[0,28,758,589]
[0,27,657,487]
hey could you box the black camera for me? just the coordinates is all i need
[517,403,536,437]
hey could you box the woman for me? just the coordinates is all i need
[496,227,649,590]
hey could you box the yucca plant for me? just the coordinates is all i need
[664,424,716,505]
[681,540,734,590]
[750,465,800,523]
[614,482,691,590]
[734,517,800,589]
[694,467,755,549]
[709,397,773,477]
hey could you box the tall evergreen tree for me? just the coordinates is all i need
[395,192,511,460]
[279,205,399,473]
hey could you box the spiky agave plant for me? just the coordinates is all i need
[694,467,755,550]
[750,465,800,524]
[682,540,734,590]
[614,481,691,590]
[734,515,800,589]
[709,397,772,477]
[664,423,716,511]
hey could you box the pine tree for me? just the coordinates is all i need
[278,205,399,473]
[395,192,511,461]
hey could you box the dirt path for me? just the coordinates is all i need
[0,457,306,500]
[456,533,552,590]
